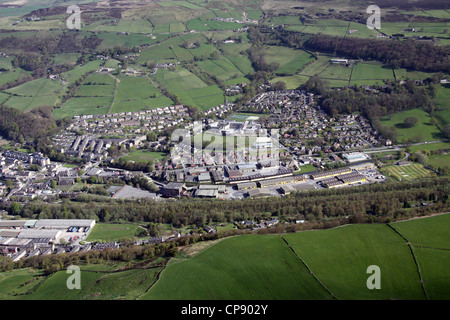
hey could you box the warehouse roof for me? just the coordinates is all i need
[18,229,61,239]
[0,220,26,228]
[34,219,96,229]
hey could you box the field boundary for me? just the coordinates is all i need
[386,224,429,300]
[136,260,169,300]
[280,235,338,300]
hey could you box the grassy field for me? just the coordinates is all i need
[380,108,442,143]
[380,163,436,181]
[143,235,334,300]
[3,78,66,111]
[121,150,168,163]
[1,214,449,300]
[433,85,450,127]
[284,224,425,300]
[85,223,141,242]
[390,213,450,299]
[144,214,450,300]
[408,142,450,153]
[21,266,162,300]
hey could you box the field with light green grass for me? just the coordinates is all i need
[380,163,436,181]
[380,108,442,143]
[121,150,168,163]
[86,223,141,242]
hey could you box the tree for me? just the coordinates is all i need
[403,116,419,128]
[272,81,286,91]
[442,124,450,139]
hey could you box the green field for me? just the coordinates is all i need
[86,223,141,242]
[350,63,395,85]
[121,150,168,163]
[22,266,162,300]
[433,85,450,127]
[284,224,424,300]
[2,214,449,300]
[145,214,450,300]
[3,78,66,111]
[143,235,334,300]
[380,108,442,143]
[380,163,435,181]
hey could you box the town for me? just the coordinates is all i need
[0,89,393,208]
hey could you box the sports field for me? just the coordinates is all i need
[380,163,435,181]
[121,150,168,163]
[85,223,141,242]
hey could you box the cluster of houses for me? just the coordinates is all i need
[240,90,386,156]
[51,105,190,160]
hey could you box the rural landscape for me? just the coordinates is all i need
[0,0,449,306]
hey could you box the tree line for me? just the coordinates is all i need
[2,177,448,227]
[303,34,450,73]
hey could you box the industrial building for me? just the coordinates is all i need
[236,182,257,190]
[321,171,367,188]
[310,168,352,180]
[229,167,293,184]
[0,219,96,261]
[162,182,185,197]
[247,188,272,198]
[194,185,226,198]
[343,152,370,163]
[257,175,304,188]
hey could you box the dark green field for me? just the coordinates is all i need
[1,213,449,300]
[143,214,449,300]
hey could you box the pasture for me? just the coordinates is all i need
[145,214,450,300]
[3,78,66,111]
[380,108,442,143]
[432,84,450,127]
[142,235,334,300]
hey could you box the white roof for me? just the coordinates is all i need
[34,219,96,229]
[18,229,61,240]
